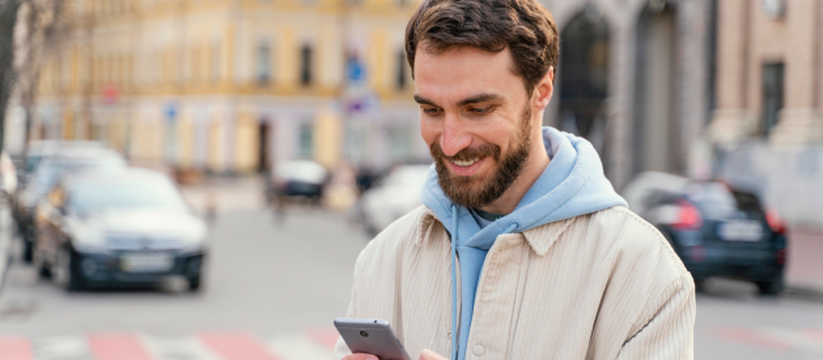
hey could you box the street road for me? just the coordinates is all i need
[0,205,367,360]
[1,200,822,359]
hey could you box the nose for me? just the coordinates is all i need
[440,114,471,157]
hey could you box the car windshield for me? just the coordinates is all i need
[31,156,125,195]
[68,178,188,212]
[686,182,762,219]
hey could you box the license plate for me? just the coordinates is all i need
[120,253,174,272]
[718,220,763,242]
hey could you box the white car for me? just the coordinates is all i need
[359,164,432,237]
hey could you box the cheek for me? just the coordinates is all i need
[479,121,517,151]
[420,118,440,147]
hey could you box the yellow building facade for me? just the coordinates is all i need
[33,0,425,174]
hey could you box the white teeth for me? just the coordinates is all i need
[452,158,479,167]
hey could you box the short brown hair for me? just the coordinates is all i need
[405,0,559,95]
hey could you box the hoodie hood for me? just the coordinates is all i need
[421,126,627,360]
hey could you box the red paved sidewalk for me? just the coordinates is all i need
[785,225,823,291]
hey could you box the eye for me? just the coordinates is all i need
[467,106,492,115]
[422,107,441,116]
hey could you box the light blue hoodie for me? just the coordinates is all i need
[420,126,628,360]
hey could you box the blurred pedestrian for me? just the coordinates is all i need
[336,0,695,359]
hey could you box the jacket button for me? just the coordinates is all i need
[473,344,485,356]
[447,331,452,339]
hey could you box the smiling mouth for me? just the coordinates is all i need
[451,157,481,167]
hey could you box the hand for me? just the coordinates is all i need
[418,349,448,360]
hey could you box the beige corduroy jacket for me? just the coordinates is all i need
[334,205,695,360]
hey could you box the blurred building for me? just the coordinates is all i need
[25,0,722,188]
[710,0,823,146]
[543,0,715,189]
[27,0,823,199]
[708,0,823,226]
[29,0,425,174]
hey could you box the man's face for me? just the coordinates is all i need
[414,46,534,209]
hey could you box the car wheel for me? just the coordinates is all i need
[756,276,783,296]
[53,246,84,291]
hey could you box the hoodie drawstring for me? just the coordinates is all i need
[450,204,459,360]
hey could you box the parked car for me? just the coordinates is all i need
[33,168,207,291]
[265,160,329,203]
[14,146,126,262]
[622,172,787,295]
[358,163,432,237]
[18,140,108,186]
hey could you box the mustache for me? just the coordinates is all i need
[429,142,501,163]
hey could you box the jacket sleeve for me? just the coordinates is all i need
[615,274,696,360]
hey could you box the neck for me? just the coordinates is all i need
[479,127,549,215]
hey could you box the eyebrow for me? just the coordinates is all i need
[413,92,504,107]
[413,94,437,107]
[457,93,504,107]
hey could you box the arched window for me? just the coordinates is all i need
[558,6,611,152]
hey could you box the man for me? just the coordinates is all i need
[337,0,695,359]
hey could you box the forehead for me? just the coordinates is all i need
[414,46,525,103]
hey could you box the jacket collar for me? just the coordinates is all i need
[417,207,577,256]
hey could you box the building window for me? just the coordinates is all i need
[761,62,784,135]
[300,44,313,86]
[298,122,314,159]
[256,41,271,85]
[396,49,407,90]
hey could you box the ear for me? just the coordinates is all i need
[531,67,554,111]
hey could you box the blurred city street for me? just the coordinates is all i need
[0,0,823,358]
[0,177,367,359]
[0,178,819,359]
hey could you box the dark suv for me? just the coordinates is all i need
[623,172,787,295]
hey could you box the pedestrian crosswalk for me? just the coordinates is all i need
[6,326,822,359]
[0,329,337,360]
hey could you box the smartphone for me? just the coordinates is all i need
[334,318,411,360]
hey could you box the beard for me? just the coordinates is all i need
[430,105,533,209]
